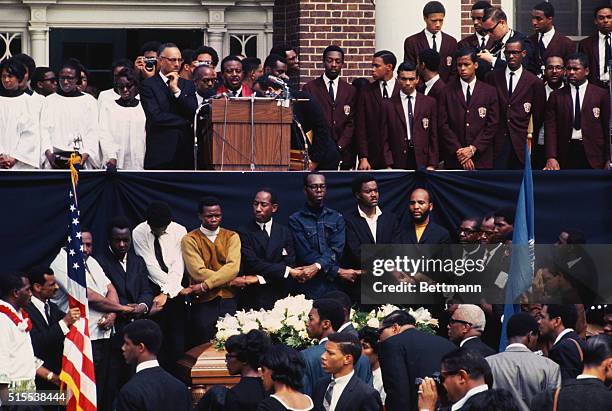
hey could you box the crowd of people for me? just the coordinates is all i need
[2,1,612,170]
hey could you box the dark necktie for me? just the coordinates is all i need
[539,33,546,61]
[153,233,169,273]
[261,222,269,240]
[407,95,414,139]
[432,33,437,52]
[323,380,336,411]
[382,81,389,99]
[44,301,51,324]
[508,72,515,99]
[480,36,486,51]
[605,34,611,74]
[573,85,581,130]
[466,84,472,105]
[328,80,335,104]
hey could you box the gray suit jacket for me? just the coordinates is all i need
[486,344,561,411]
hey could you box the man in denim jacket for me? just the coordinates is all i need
[289,173,346,299]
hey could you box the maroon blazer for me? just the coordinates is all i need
[544,84,610,169]
[355,79,401,169]
[458,33,495,51]
[380,92,438,169]
[439,79,499,169]
[529,30,576,72]
[404,30,458,82]
[424,77,446,102]
[578,35,607,89]
[302,76,357,168]
[485,68,546,163]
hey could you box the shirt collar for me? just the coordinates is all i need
[400,89,417,100]
[541,27,555,40]
[136,359,159,373]
[381,77,396,88]
[506,343,529,350]
[425,74,440,88]
[425,29,439,39]
[332,369,354,384]
[159,72,169,84]
[319,337,329,345]
[506,65,523,78]
[545,82,564,93]
[572,81,588,91]
[451,385,488,411]
[501,29,513,45]
[459,336,478,347]
[576,374,600,380]
[200,226,220,237]
[476,33,489,43]
[337,322,352,333]
[109,246,127,264]
[322,73,340,87]
[357,206,382,220]
[30,296,47,313]
[553,328,574,346]
[256,218,273,230]
[600,31,610,40]
[460,77,477,89]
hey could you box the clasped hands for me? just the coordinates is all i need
[456,145,476,170]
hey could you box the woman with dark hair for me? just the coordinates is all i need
[99,67,146,169]
[359,326,386,403]
[257,345,313,411]
[224,330,270,411]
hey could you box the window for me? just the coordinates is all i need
[230,34,257,57]
[515,0,600,38]
[0,32,22,61]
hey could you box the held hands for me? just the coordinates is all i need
[337,268,362,283]
[456,146,476,164]
[291,264,319,283]
[229,276,259,289]
[418,377,439,411]
[149,293,168,315]
[97,313,116,330]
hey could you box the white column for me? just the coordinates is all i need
[27,5,50,66]
[262,2,275,59]
[207,8,227,70]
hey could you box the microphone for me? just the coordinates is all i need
[203,92,228,102]
[268,75,288,87]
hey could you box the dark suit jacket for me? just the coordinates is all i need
[529,30,576,73]
[312,374,383,411]
[530,378,612,411]
[399,218,451,246]
[25,300,66,387]
[339,323,359,338]
[114,366,192,411]
[485,68,546,162]
[238,220,296,310]
[424,77,446,102]
[548,330,585,380]
[439,78,499,169]
[461,336,496,357]
[477,30,539,77]
[379,328,456,411]
[355,80,401,169]
[139,75,198,169]
[381,92,439,169]
[404,30,458,81]
[544,84,610,169]
[458,34,495,52]
[578,34,609,89]
[303,76,357,168]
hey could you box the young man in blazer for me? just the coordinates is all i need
[381,60,439,170]
[485,37,546,169]
[404,1,457,82]
[544,53,611,170]
[439,48,499,170]
[578,5,612,90]
[417,48,446,102]
[303,45,357,169]
[458,1,495,53]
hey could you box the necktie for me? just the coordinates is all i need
[539,33,546,62]
[328,80,335,104]
[323,380,336,411]
[382,81,389,99]
[466,84,472,105]
[573,85,581,130]
[407,95,414,140]
[44,301,51,324]
[261,222,269,240]
[480,36,486,51]
[432,33,437,52]
[153,233,169,273]
[508,72,515,99]
[605,34,611,74]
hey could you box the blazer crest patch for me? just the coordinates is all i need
[344,105,351,116]
[593,107,601,119]
[446,56,453,66]
[523,102,531,113]
[478,107,487,118]
[422,117,430,129]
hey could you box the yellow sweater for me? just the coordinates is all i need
[181,228,241,303]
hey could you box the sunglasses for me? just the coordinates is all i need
[449,318,473,327]
[483,20,501,34]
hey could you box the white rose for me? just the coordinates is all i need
[216,328,240,341]
[217,314,240,331]
[409,307,433,324]
[285,315,306,330]
[241,320,260,333]
[366,317,380,328]
[260,315,283,333]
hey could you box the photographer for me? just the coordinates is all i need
[134,41,161,81]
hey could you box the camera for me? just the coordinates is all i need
[144,58,157,71]
[415,373,441,386]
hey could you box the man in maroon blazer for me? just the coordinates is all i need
[417,49,446,102]
[439,48,499,170]
[458,1,495,52]
[381,61,438,170]
[530,2,576,77]
[545,53,611,170]
[404,1,457,82]
[215,55,254,97]
[485,38,546,169]
[578,5,612,90]
[303,45,357,170]
[355,50,400,170]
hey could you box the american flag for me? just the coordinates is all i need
[59,159,97,411]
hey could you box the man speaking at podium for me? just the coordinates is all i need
[215,55,255,97]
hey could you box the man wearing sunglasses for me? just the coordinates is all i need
[447,304,495,358]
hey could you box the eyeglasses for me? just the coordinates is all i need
[160,56,184,64]
[449,318,473,327]
[377,325,391,336]
[483,20,501,34]
[306,184,327,191]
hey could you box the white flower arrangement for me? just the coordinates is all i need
[351,305,439,334]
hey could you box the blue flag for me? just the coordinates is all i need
[499,142,535,351]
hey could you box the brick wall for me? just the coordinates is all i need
[460,0,503,37]
[273,0,376,85]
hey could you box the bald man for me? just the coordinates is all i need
[400,188,450,245]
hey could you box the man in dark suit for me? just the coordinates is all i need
[447,304,496,357]
[417,49,445,102]
[400,188,450,246]
[538,304,586,380]
[544,53,611,170]
[458,1,495,53]
[404,1,457,82]
[485,37,546,169]
[478,7,539,77]
[115,319,192,411]
[381,60,439,170]
[379,311,456,411]
[325,291,358,337]
[236,188,300,310]
[578,5,612,90]
[356,50,400,170]
[529,2,576,77]
[303,45,357,169]
[313,333,382,411]
[140,42,198,170]
[25,266,80,391]
[440,48,499,170]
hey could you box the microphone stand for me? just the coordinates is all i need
[608,59,612,168]
[193,102,209,171]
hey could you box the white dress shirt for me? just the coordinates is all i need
[505,65,523,96]
[327,370,354,411]
[476,33,490,49]
[424,29,441,51]
[540,27,555,49]
[357,206,382,242]
[576,374,599,380]
[254,218,290,282]
[598,31,610,82]
[337,322,353,334]
[460,77,477,102]
[30,296,70,334]
[491,29,514,67]
[451,384,489,411]
[136,359,159,373]
[570,81,588,140]
[200,226,220,243]
[459,335,478,347]
[323,73,340,101]
[133,221,187,298]
[372,367,386,403]
[380,78,396,98]
[400,90,417,142]
[553,328,574,346]
[159,72,181,98]
[196,92,206,107]
[424,74,440,96]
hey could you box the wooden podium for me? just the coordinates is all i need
[211,98,292,170]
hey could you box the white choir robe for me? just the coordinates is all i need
[0,94,41,169]
[99,100,146,170]
[97,88,120,112]
[40,93,100,168]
